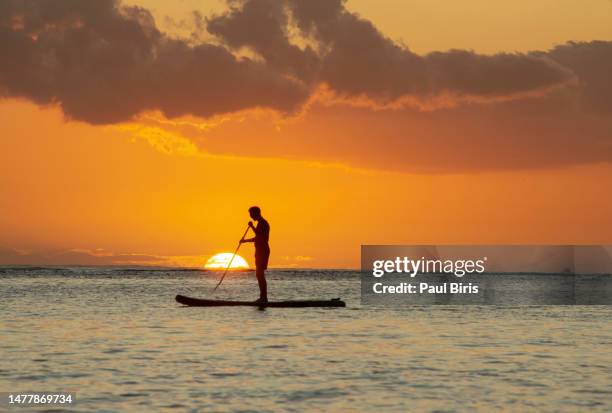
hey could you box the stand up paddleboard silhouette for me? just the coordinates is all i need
[176,206,345,308]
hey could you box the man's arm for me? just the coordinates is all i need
[240,221,257,243]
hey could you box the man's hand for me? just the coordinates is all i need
[248,221,255,229]
[239,238,245,244]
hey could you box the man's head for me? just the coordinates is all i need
[249,206,262,220]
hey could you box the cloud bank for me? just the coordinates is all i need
[0,0,578,121]
[0,0,309,123]
[1,0,611,172]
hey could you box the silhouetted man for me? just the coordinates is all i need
[240,206,269,302]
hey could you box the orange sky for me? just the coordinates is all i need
[1,0,611,268]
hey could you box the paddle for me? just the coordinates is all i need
[212,224,251,292]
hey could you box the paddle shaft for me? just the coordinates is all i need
[213,225,251,291]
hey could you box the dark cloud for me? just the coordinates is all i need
[207,0,320,81]
[537,41,612,114]
[0,0,581,124]
[285,0,573,105]
[207,0,574,106]
[0,0,610,172]
[0,0,308,123]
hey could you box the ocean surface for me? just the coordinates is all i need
[1,267,611,412]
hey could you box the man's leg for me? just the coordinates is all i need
[256,267,267,301]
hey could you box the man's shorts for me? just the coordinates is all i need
[255,247,270,270]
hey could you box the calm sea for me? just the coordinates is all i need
[1,267,611,412]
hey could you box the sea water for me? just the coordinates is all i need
[1,267,611,412]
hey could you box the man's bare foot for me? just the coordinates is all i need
[254,297,268,303]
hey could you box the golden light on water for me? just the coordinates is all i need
[205,253,249,269]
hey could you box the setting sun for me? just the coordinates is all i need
[205,253,249,270]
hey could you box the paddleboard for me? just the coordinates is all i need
[176,294,346,308]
